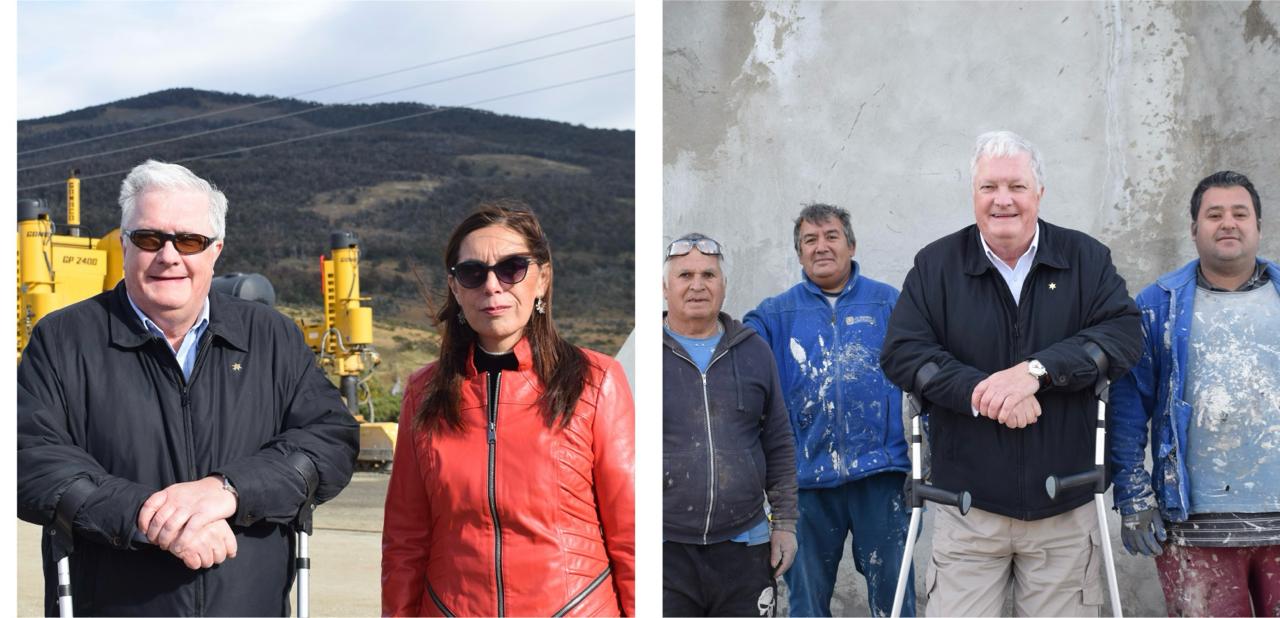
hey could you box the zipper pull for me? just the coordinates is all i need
[487,421,496,444]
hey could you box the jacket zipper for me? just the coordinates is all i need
[670,344,731,544]
[700,372,715,544]
[486,371,505,617]
[428,583,457,617]
[551,565,612,616]
[156,332,214,616]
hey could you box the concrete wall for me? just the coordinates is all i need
[664,1,1280,615]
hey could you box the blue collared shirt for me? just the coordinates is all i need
[978,222,1040,306]
[127,294,211,380]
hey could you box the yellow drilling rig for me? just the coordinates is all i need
[17,171,397,467]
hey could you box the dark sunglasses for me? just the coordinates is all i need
[450,255,534,289]
[665,235,722,259]
[125,229,216,255]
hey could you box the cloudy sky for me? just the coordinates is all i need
[16,1,634,129]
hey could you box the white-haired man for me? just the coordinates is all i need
[18,160,359,616]
[663,232,799,616]
[880,132,1143,616]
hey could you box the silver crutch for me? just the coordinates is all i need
[287,452,320,618]
[1043,342,1122,618]
[56,554,73,618]
[891,362,972,618]
[50,477,95,618]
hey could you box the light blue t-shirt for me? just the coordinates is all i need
[666,326,722,373]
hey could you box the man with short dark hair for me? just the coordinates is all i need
[1110,170,1280,616]
[18,160,359,616]
[663,232,799,617]
[744,204,913,617]
[880,131,1142,616]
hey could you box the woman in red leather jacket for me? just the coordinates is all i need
[382,201,635,617]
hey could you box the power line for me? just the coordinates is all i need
[17,12,634,157]
[18,35,632,173]
[16,68,634,193]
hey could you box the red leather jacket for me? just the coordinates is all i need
[382,338,635,617]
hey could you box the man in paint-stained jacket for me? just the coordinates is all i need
[743,204,911,617]
[663,232,799,616]
[1110,170,1280,616]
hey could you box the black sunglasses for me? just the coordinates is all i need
[450,255,534,289]
[125,229,216,255]
[665,235,722,260]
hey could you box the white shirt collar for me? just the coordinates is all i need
[978,221,1040,269]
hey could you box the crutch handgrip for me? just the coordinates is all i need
[914,483,972,515]
[1044,468,1103,500]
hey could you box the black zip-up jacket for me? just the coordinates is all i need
[18,283,359,616]
[880,220,1142,520]
[663,312,799,544]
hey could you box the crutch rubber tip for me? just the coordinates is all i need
[958,491,972,515]
[1045,476,1059,500]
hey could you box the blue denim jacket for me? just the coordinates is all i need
[744,261,908,490]
[1110,258,1280,520]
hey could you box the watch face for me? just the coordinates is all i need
[1029,360,1047,377]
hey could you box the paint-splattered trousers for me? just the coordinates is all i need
[1155,542,1280,617]
[783,471,915,617]
[664,539,777,617]
[924,501,1103,617]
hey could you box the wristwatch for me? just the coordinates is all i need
[1027,359,1049,389]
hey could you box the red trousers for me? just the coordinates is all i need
[1155,543,1280,617]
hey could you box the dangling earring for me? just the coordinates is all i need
[457,311,467,326]
[534,297,545,314]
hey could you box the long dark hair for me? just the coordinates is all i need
[417,199,590,434]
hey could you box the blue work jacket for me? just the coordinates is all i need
[744,261,908,489]
[1110,258,1280,520]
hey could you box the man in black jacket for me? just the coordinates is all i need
[880,132,1142,616]
[18,160,359,616]
[662,232,799,616]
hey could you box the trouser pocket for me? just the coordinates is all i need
[1081,527,1104,607]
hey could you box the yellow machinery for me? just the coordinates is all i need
[17,173,124,358]
[17,173,396,467]
[293,232,396,466]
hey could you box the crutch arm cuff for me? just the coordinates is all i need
[287,451,320,534]
[1080,342,1111,376]
[51,477,97,558]
[912,362,940,394]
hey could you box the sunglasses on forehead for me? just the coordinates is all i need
[450,255,534,289]
[124,229,216,255]
[665,236,722,259]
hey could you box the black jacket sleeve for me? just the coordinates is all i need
[212,316,359,527]
[18,321,154,550]
[758,340,799,533]
[1028,245,1143,391]
[880,257,988,416]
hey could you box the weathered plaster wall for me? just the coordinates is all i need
[664,2,1280,615]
